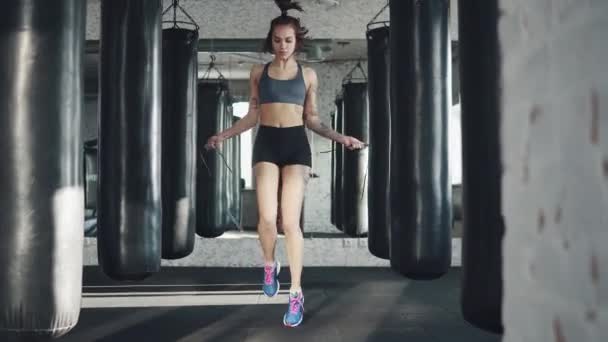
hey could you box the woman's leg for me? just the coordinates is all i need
[279,164,309,292]
[254,162,280,264]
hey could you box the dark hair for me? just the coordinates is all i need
[263,0,309,54]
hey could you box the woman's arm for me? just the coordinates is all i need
[303,68,366,150]
[205,66,261,150]
[302,68,344,143]
[218,65,262,140]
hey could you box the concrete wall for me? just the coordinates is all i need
[500,0,607,340]
[85,0,393,40]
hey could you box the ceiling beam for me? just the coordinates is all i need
[85,38,333,54]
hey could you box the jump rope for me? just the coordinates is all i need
[199,148,241,229]
[320,142,370,201]
[201,141,369,203]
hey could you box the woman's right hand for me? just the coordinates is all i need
[340,135,366,150]
[204,134,224,150]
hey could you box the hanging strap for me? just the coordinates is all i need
[367,1,390,31]
[162,0,200,31]
[342,60,367,85]
[201,55,226,81]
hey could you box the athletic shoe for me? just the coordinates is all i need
[262,261,280,297]
[283,291,305,327]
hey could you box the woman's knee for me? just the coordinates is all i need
[281,221,302,236]
[258,215,277,231]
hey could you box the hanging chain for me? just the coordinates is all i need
[173,0,178,27]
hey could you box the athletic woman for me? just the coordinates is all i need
[205,0,365,327]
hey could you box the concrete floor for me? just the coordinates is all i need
[52,266,502,342]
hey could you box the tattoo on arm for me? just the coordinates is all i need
[250,97,259,110]
[304,70,342,142]
[317,121,332,135]
[307,115,342,142]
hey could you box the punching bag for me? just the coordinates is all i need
[161,27,198,259]
[196,80,230,237]
[330,110,336,226]
[367,25,391,259]
[334,96,345,231]
[389,0,451,279]
[341,82,370,237]
[0,1,85,338]
[459,0,504,333]
[84,139,98,211]
[98,0,163,280]
[232,116,242,229]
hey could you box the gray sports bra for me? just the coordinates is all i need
[258,63,306,106]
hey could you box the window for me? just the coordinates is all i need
[449,102,462,185]
[232,102,253,188]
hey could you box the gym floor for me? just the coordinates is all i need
[57,266,501,342]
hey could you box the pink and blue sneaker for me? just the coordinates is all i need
[262,261,280,297]
[283,291,305,327]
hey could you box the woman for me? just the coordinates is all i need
[205,0,365,327]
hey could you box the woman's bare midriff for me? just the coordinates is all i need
[259,103,305,127]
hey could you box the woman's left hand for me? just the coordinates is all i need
[341,135,367,150]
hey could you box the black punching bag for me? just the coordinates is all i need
[196,81,230,237]
[161,28,198,259]
[0,1,85,338]
[330,111,336,226]
[84,139,98,210]
[341,82,369,237]
[98,0,163,280]
[334,96,345,231]
[367,25,391,259]
[459,0,504,334]
[389,0,451,279]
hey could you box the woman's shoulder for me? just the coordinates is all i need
[299,64,316,73]
[301,65,318,82]
[251,63,266,73]
[249,64,266,80]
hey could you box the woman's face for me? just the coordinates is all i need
[272,24,297,59]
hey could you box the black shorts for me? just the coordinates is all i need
[252,125,312,167]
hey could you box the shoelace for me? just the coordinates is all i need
[264,265,274,285]
[289,295,302,315]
